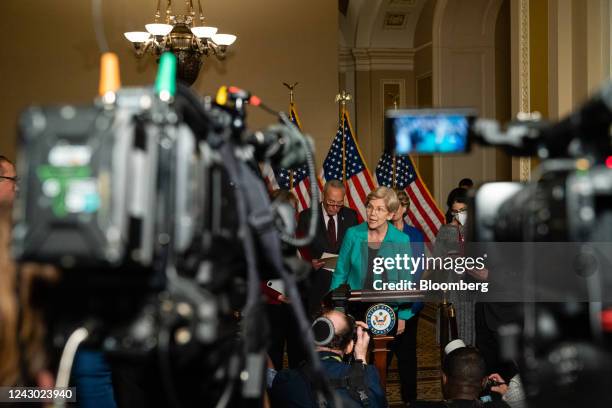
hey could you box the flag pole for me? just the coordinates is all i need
[389,94,400,189]
[283,81,298,109]
[392,156,397,189]
[342,113,346,183]
[335,90,352,183]
[284,82,299,189]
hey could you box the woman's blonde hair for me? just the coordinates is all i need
[0,204,57,385]
[366,186,400,213]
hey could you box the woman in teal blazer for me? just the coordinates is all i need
[330,187,417,405]
[329,187,414,321]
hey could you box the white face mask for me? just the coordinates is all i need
[455,212,467,225]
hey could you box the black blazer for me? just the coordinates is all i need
[296,204,358,260]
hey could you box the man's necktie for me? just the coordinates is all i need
[327,216,336,249]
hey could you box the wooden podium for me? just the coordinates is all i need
[372,335,394,388]
[325,286,425,389]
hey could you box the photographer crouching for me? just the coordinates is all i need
[269,309,388,407]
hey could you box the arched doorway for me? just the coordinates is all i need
[431,0,511,203]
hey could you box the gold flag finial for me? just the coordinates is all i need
[334,90,352,182]
[283,82,299,105]
[335,90,352,106]
[335,90,352,118]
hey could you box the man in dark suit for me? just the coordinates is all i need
[297,179,358,318]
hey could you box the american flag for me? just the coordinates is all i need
[261,105,321,212]
[375,152,444,243]
[275,164,313,212]
[322,111,376,222]
[261,161,279,191]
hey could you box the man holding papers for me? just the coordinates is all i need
[297,180,358,318]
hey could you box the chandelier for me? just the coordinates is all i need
[123,0,237,85]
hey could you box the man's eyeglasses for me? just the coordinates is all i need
[0,176,18,183]
[450,208,467,215]
[325,200,344,208]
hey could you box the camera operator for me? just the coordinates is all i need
[269,309,387,408]
[412,347,511,408]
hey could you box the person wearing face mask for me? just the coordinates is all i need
[455,210,468,226]
[444,187,468,224]
[433,188,478,346]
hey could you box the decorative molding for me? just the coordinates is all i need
[383,12,410,30]
[518,0,531,182]
[339,47,417,72]
[352,48,415,71]
[338,47,355,72]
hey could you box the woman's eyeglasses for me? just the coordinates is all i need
[450,208,467,215]
[366,205,388,215]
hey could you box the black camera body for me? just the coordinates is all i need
[472,166,612,243]
[10,81,321,407]
[386,81,612,407]
[13,88,206,272]
[484,378,502,392]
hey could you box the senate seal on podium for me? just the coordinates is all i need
[365,303,396,335]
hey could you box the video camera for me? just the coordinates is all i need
[10,52,329,407]
[385,85,612,243]
[385,81,612,407]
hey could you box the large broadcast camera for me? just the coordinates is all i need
[385,83,612,406]
[11,52,330,407]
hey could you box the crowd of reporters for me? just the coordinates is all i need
[0,150,527,407]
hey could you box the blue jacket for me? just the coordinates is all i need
[402,224,425,316]
[270,351,388,408]
[330,222,416,320]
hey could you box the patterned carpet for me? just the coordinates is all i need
[387,303,442,407]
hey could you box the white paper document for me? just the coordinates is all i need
[320,252,338,271]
